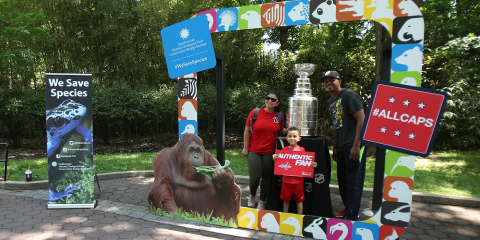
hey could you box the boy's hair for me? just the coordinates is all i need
[286,126,300,135]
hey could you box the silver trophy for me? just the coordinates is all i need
[287,63,318,136]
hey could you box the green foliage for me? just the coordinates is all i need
[93,85,148,143]
[197,84,217,134]
[412,150,480,197]
[0,0,50,89]
[3,149,243,181]
[437,80,480,149]
[5,149,480,198]
[224,85,281,130]
[264,26,302,51]
[194,160,230,180]
[0,88,46,147]
[289,23,376,135]
[327,149,480,198]
[208,28,267,87]
[0,83,294,147]
[50,167,95,204]
[422,0,480,49]
[94,152,156,173]
[196,83,292,132]
[149,203,238,228]
[0,84,286,146]
[0,0,479,150]
[210,149,248,176]
[37,0,176,87]
[1,158,48,181]
[143,84,179,132]
[423,36,480,149]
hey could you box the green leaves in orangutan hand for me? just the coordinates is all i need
[193,160,230,180]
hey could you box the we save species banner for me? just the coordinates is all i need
[274,150,315,178]
[45,73,96,209]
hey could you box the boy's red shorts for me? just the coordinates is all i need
[280,181,305,202]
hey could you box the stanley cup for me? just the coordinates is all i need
[287,63,318,136]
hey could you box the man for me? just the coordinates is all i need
[322,70,367,221]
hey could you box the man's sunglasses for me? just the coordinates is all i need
[265,96,278,102]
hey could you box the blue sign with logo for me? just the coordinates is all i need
[178,120,197,139]
[161,15,216,79]
[352,222,379,240]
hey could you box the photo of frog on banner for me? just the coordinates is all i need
[45,73,95,206]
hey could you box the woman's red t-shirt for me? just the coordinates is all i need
[245,108,284,154]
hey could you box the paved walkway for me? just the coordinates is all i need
[1,177,480,240]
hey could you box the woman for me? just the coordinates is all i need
[242,91,285,210]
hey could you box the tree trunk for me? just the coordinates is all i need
[279,26,290,51]
[374,22,388,82]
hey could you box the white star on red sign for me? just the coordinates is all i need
[409,133,416,139]
[403,99,411,106]
[389,97,396,103]
[394,130,402,136]
[380,127,387,133]
[418,102,426,109]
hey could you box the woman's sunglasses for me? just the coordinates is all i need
[265,96,278,102]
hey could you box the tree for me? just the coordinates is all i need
[422,0,479,49]
[0,0,50,89]
[423,36,480,149]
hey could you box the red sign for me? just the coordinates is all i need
[361,81,448,157]
[261,3,285,27]
[274,150,315,178]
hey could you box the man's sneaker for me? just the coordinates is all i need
[334,209,347,218]
[257,200,266,210]
[247,195,255,207]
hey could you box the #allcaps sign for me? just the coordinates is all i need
[360,81,449,157]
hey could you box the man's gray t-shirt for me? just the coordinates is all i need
[327,89,364,151]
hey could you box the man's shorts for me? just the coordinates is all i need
[280,181,305,202]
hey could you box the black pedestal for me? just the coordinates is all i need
[265,135,335,218]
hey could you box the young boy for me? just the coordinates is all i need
[273,126,317,214]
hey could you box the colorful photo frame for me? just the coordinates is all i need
[170,0,429,238]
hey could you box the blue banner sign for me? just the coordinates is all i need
[161,15,216,79]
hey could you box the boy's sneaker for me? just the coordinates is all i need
[257,200,266,210]
[335,209,359,218]
[247,195,255,207]
[334,209,347,218]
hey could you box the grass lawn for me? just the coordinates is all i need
[2,149,479,198]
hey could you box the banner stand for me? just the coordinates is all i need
[47,200,98,209]
[45,73,96,209]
